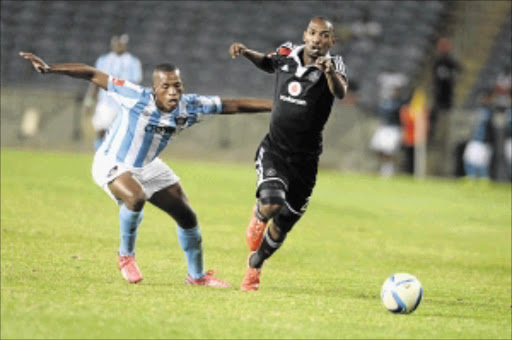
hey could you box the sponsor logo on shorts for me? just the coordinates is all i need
[265,168,277,177]
[107,165,118,178]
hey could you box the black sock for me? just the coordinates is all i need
[249,229,285,268]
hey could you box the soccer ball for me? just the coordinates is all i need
[381,273,423,314]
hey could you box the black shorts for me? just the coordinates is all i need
[254,134,319,215]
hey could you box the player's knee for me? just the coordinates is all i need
[257,182,286,219]
[124,193,146,211]
[174,206,198,229]
[258,203,283,220]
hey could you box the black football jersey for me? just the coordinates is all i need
[262,42,348,156]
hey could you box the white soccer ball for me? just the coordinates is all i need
[381,273,423,314]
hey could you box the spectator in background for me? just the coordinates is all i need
[492,67,511,180]
[370,87,404,177]
[504,109,512,181]
[83,34,143,150]
[377,66,409,105]
[429,37,462,143]
[493,65,511,113]
[463,89,496,180]
[399,92,430,176]
[372,67,408,176]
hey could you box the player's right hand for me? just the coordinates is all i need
[229,43,247,58]
[19,52,50,73]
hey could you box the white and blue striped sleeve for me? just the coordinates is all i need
[197,95,222,114]
[106,76,145,107]
[185,94,222,114]
[183,94,222,127]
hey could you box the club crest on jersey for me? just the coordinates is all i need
[288,81,302,97]
[307,70,321,83]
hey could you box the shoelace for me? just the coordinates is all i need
[246,267,260,280]
[118,256,133,268]
[205,269,217,276]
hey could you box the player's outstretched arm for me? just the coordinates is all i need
[19,52,109,90]
[229,43,273,73]
[220,98,272,114]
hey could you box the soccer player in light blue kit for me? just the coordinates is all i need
[20,51,273,286]
[83,34,143,150]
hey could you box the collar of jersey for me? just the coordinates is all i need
[288,44,331,77]
[149,93,183,117]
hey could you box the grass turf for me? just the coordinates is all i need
[1,148,511,339]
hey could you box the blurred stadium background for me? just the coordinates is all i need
[1,0,511,180]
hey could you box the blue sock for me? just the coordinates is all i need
[464,162,476,178]
[119,205,143,257]
[177,225,204,280]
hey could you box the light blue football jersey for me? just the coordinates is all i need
[98,76,222,167]
[95,52,142,104]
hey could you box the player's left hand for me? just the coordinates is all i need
[315,57,335,74]
[19,52,50,73]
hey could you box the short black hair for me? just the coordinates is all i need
[154,63,178,73]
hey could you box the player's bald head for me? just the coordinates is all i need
[153,63,181,84]
[153,63,180,76]
[307,17,334,32]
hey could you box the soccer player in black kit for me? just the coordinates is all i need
[229,17,348,291]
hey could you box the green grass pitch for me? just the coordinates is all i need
[1,148,511,339]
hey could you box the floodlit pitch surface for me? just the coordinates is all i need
[1,148,510,339]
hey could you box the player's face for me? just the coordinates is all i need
[303,19,335,61]
[153,70,184,112]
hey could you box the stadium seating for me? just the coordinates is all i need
[464,12,512,108]
[1,0,448,110]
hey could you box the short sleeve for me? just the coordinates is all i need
[195,95,222,114]
[332,55,348,83]
[264,41,295,71]
[106,76,145,107]
[183,94,223,127]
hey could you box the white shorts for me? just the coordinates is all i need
[463,140,492,167]
[92,153,180,205]
[370,125,402,155]
[92,101,121,131]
